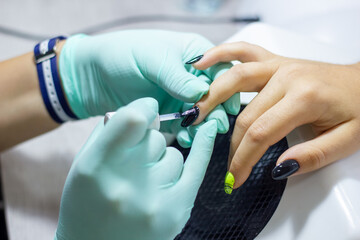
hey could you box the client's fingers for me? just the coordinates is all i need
[273,120,360,179]
[229,79,284,167]
[228,96,317,189]
[193,62,277,125]
[193,42,276,70]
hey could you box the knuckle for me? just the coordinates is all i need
[230,65,248,88]
[308,146,326,169]
[296,85,319,103]
[231,63,246,76]
[142,206,158,225]
[74,152,103,178]
[232,41,250,52]
[281,61,303,73]
[166,147,184,163]
[231,63,265,91]
[120,108,148,127]
[246,123,268,143]
[222,42,240,51]
[235,114,252,131]
[277,62,303,79]
[150,130,167,149]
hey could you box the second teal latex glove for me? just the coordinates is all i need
[59,30,240,147]
[55,97,218,240]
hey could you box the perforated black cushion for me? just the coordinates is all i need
[172,107,288,240]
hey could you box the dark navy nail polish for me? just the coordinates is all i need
[185,55,203,64]
[181,106,200,127]
[272,159,299,180]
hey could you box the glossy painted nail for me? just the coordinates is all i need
[185,55,203,64]
[181,106,200,127]
[224,171,235,195]
[272,159,300,180]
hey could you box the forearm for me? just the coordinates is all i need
[0,49,62,151]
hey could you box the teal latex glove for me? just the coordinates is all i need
[55,97,218,240]
[59,30,240,147]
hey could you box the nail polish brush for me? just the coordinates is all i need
[104,107,199,130]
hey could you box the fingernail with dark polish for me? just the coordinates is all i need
[185,55,203,64]
[181,106,200,127]
[272,159,300,180]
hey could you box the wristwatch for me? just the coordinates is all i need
[34,36,78,123]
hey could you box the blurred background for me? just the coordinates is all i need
[2,0,360,61]
[0,0,246,60]
[1,0,360,239]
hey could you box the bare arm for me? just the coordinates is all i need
[0,41,66,151]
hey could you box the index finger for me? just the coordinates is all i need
[200,62,241,115]
[193,42,276,71]
[193,62,277,125]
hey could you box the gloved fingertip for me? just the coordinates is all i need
[216,118,229,134]
[125,98,159,126]
[208,119,218,134]
[138,97,159,113]
[226,105,241,116]
[204,106,229,134]
[199,119,218,139]
[223,93,241,115]
[176,132,193,148]
[208,62,233,80]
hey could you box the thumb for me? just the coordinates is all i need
[272,122,359,180]
[175,120,218,199]
[73,119,105,159]
[98,97,158,150]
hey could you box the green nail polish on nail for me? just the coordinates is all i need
[224,171,235,195]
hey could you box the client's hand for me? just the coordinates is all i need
[190,41,360,191]
[55,97,218,239]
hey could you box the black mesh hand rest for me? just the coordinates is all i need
[172,107,288,240]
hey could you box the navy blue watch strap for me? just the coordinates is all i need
[34,36,78,123]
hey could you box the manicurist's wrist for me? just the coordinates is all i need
[55,39,72,112]
[57,34,91,119]
[34,36,79,123]
[55,40,66,63]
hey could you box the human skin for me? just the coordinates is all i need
[191,41,360,189]
[0,40,66,151]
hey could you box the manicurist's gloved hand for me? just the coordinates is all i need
[55,97,218,240]
[59,30,239,148]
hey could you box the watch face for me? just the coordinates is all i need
[173,106,288,240]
